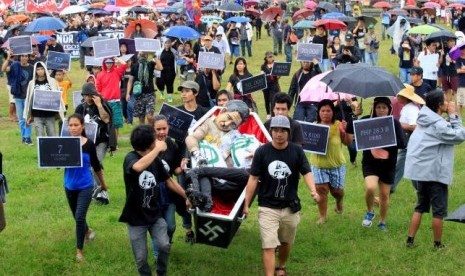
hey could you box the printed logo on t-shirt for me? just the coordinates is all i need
[268,161,292,199]
[139,171,158,208]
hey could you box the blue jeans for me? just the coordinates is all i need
[14,98,32,140]
[65,186,93,250]
[121,93,134,124]
[177,173,192,229]
[284,44,293,62]
[320,58,329,72]
[399,68,411,84]
[293,102,317,123]
[240,39,252,57]
[382,24,389,40]
[359,49,366,63]
[127,218,170,276]
[365,52,378,66]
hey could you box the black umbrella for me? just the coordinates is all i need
[217,2,245,12]
[445,204,465,223]
[425,30,456,43]
[317,2,338,12]
[4,24,29,41]
[81,36,109,47]
[320,63,405,98]
[356,15,378,26]
[87,8,111,16]
[128,6,149,13]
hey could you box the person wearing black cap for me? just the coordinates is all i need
[243,115,319,276]
[335,33,362,65]
[410,66,433,100]
[360,97,405,231]
[43,35,64,58]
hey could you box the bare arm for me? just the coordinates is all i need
[95,170,108,191]
[303,172,319,202]
[132,140,167,172]
[401,123,416,132]
[243,175,259,217]
[211,70,220,91]
[92,95,111,124]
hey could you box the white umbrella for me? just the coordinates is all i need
[60,5,88,16]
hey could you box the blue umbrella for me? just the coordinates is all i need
[224,16,250,24]
[163,26,201,40]
[25,17,66,32]
[322,12,345,19]
[32,35,52,43]
[293,20,315,29]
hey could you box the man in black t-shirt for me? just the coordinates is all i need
[194,68,221,108]
[176,81,210,124]
[410,66,433,100]
[43,35,64,57]
[243,115,319,276]
[264,93,304,146]
[120,125,189,276]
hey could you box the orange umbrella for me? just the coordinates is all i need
[90,2,106,8]
[5,14,30,24]
[124,19,158,39]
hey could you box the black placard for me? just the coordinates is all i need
[46,51,71,71]
[73,91,83,109]
[159,103,195,142]
[353,116,397,151]
[32,90,62,112]
[9,35,32,55]
[61,119,98,144]
[92,38,120,59]
[296,43,323,61]
[271,62,292,76]
[299,122,330,155]
[134,38,161,52]
[240,73,267,94]
[197,52,225,70]
[38,137,82,168]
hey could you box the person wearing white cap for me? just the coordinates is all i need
[243,115,319,276]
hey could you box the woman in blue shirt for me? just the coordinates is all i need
[65,113,108,262]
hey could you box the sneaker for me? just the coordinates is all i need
[185,230,195,244]
[160,91,165,100]
[406,241,416,248]
[434,242,446,250]
[24,138,34,146]
[85,229,96,242]
[377,222,387,231]
[362,212,375,227]
[167,94,173,103]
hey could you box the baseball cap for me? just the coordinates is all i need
[410,66,423,75]
[104,58,114,63]
[177,80,200,92]
[81,83,99,96]
[270,115,290,129]
[345,33,354,40]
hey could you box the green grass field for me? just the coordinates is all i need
[1,24,465,276]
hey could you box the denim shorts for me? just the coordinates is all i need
[311,165,346,189]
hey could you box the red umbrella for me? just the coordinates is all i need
[313,19,346,30]
[372,1,391,8]
[246,8,260,17]
[261,6,284,22]
[124,19,158,39]
[388,8,408,15]
[403,5,421,10]
[305,0,318,9]
[448,3,465,9]
[244,1,259,8]
[292,8,314,21]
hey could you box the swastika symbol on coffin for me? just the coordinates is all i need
[199,221,225,241]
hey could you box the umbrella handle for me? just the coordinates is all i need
[338,92,345,121]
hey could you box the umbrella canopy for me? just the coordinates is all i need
[373,1,391,8]
[407,25,440,35]
[356,15,378,26]
[300,71,354,102]
[81,36,109,48]
[424,1,441,8]
[313,19,347,30]
[293,20,315,29]
[201,15,224,23]
[201,6,215,12]
[104,5,121,12]
[305,0,318,9]
[448,41,465,61]
[5,14,30,24]
[292,8,314,20]
[217,2,245,13]
[403,5,421,10]
[339,16,357,23]
[129,6,149,13]
[87,9,111,16]
[224,16,250,24]
[322,12,345,19]
[425,30,456,42]
[32,35,52,43]
[124,19,158,39]
[163,26,201,40]
[246,8,260,17]
[25,17,66,32]
[1,36,40,48]
[261,7,284,22]
[119,38,136,55]
[60,5,88,15]
[445,204,465,223]
[320,63,405,98]
[90,2,105,8]
[388,8,408,15]
[405,17,423,25]
[244,1,259,8]
[317,1,338,12]
[448,3,465,9]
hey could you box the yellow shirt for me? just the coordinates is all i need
[57,80,72,106]
[310,121,346,168]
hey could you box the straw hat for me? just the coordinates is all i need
[397,84,425,105]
